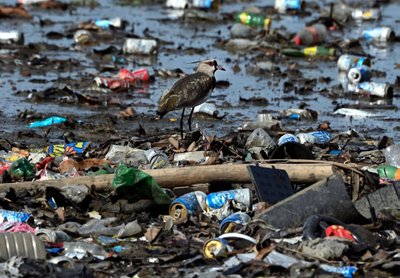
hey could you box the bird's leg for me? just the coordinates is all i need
[188,107,195,132]
[180,108,185,139]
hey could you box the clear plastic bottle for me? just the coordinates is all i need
[293,24,327,46]
[122,38,158,55]
[0,31,24,45]
[63,241,109,259]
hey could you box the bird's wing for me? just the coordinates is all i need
[157,72,214,114]
[169,72,214,107]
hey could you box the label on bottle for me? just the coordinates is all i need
[303,46,317,56]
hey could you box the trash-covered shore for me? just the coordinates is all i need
[0,0,399,277]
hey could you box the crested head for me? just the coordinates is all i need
[196,59,225,77]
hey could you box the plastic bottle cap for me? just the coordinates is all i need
[293,36,302,45]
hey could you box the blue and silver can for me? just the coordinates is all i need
[192,0,213,8]
[347,65,372,85]
[169,191,207,220]
[274,0,304,13]
[297,131,332,144]
[0,209,31,223]
[362,26,395,42]
[219,212,251,234]
[278,133,300,146]
[206,188,252,210]
[356,82,393,98]
[337,54,371,72]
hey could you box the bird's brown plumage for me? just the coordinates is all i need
[157,72,215,118]
[156,59,225,138]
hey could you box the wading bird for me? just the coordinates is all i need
[156,59,225,138]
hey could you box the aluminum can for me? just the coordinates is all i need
[337,55,371,72]
[347,65,372,85]
[362,27,395,42]
[356,82,393,98]
[0,233,46,260]
[169,191,207,220]
[0,209,31,223]
[36,228,71,243]
[73,30,93,44]
[203,238,231,258]
[278,133,299,146]
[123,38,158,55]
[351,8,381,21]
[191,0,213,8]
[0,31,24,45]
[206,188,252,210]
[297,131,332,144]
[275,0,304,13]
[219,212,251,234]
[144,148,169,169]
[166,0,189,9]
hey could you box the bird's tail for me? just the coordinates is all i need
[156,110,167,120]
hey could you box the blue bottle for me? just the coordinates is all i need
[28,116,67,128]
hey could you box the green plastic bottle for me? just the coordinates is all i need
[236,12,271,31]
[282,46,336,57]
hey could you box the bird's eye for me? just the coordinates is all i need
[208,61,214,66]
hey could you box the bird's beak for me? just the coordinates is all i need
[217,65,225,71]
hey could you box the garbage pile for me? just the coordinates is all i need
[0,0,399,277]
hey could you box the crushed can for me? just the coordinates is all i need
[297,131,333,144]
[219,212,251,234]
[274,0,304,13]
[351,8,381,21]
[0,31,24,45]
[73,30,93,45]
[362,26,395,42]
[347,65,371,85]
[118,68,150,83]
[144,148,169,169]
[203,238,232,259]
[169,191,207,220]
[337,54,371,72]
[0,209,31,223]
[123,38,158,55]
[356,82,393,98]
[206,188,252,210]
[278,133,300,146]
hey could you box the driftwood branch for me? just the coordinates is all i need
[0,162,336,193]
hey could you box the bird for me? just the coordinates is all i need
[156,59,225,138]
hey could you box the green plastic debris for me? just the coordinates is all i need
[377,164,400,180]
[9,158,36,181]
[112,164,171,205]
